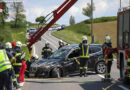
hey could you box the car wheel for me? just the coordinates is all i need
[51,68,61,78]
[96,61,106,74]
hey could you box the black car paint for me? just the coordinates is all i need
[30,44,104,77]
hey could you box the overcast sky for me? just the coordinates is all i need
[7,0,129,25]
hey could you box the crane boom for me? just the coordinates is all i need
[27,0,78,48]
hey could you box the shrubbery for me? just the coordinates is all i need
[84,16,117,24]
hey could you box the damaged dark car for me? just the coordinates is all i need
[30,44,105,78]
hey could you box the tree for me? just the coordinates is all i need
[82,3,95,19]
[82,3,95,43]
[69,15,75,25]
[35,16,46,27]
[11,2,26,28]
[1,1,9,25]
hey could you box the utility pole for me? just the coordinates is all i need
[91,0,94,43]
[120,0,121,8]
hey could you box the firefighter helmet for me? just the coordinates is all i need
[16,41,22,47]
[5,42,12,48]
[82,36,88,41]
[59,40,63,43]
[105,35,111,43]
[45,41,49,45]
[34,55,39,60]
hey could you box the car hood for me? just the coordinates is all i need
[31,58,62,68]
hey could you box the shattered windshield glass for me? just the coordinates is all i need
[49,48,71,59]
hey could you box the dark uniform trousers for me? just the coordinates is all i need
[105,61,112,78]
[80,58,88,75]
[0,70,12,90]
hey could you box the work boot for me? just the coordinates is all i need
[80,70,83,77]
[16,85,21,89]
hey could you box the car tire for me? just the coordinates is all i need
[95,61,106,74]
[51,68,61,78]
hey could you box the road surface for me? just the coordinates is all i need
[23,31,130,90]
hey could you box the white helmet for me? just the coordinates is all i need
[5,42,12,48]
[59,40,63,43]
[16,41,22,47]
[45,41,49,45]
[82,36,88,41]
[34,55,39,60]
[105,35,111,43]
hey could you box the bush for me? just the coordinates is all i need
[84,16,117,24]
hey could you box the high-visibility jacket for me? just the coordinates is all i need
[0,49,12,72]
[13,53,22,66]
[79,43,90,58]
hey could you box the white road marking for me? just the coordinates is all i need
[118,85,130,90]
[98,74,104,78]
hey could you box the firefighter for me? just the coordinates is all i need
[25,55,39,78]
[102,35,113,80]
[41,42,53,59]
[0,42,13,90]
[5,42,21,89]
[78,36,90,77]
[13,41,23,84]
[58,40,64,49]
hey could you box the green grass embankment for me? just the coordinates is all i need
[52,16,117,47]
[0,25,29,60]
[52,22,91,44]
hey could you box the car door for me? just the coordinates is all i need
[63,48,80,73]
[88,46,103,69]
[88,46,96,69]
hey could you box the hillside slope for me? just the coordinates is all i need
[89,21,117,47]
[52,17,117,47]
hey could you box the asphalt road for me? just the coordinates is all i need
[23,31,130,90]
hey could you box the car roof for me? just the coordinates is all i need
[63,44,103,49]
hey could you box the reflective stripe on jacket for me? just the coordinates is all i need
[13,53,22,66]
[79,44,89,58]
[0,49,12,72]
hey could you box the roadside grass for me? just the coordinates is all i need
[88,21,117,47]
[52,16,117,47]
[52,22,91,44]
[0,25,29,60]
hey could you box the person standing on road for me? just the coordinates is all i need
[0,42,13,90]
[25,55,39,78]
[13,41,23,84]
[78,36,90,77]
[5,42,21,89]
[58,40,65,49]
[102,35,113,80]
[42,42,53,59]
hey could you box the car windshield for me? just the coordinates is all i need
[49,48,71,59]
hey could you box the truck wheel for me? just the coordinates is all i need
[96,61,106,74]
[51,68,61,78]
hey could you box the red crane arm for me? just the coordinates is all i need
[27,0,78,48]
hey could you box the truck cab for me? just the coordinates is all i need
[117,7,130,81]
